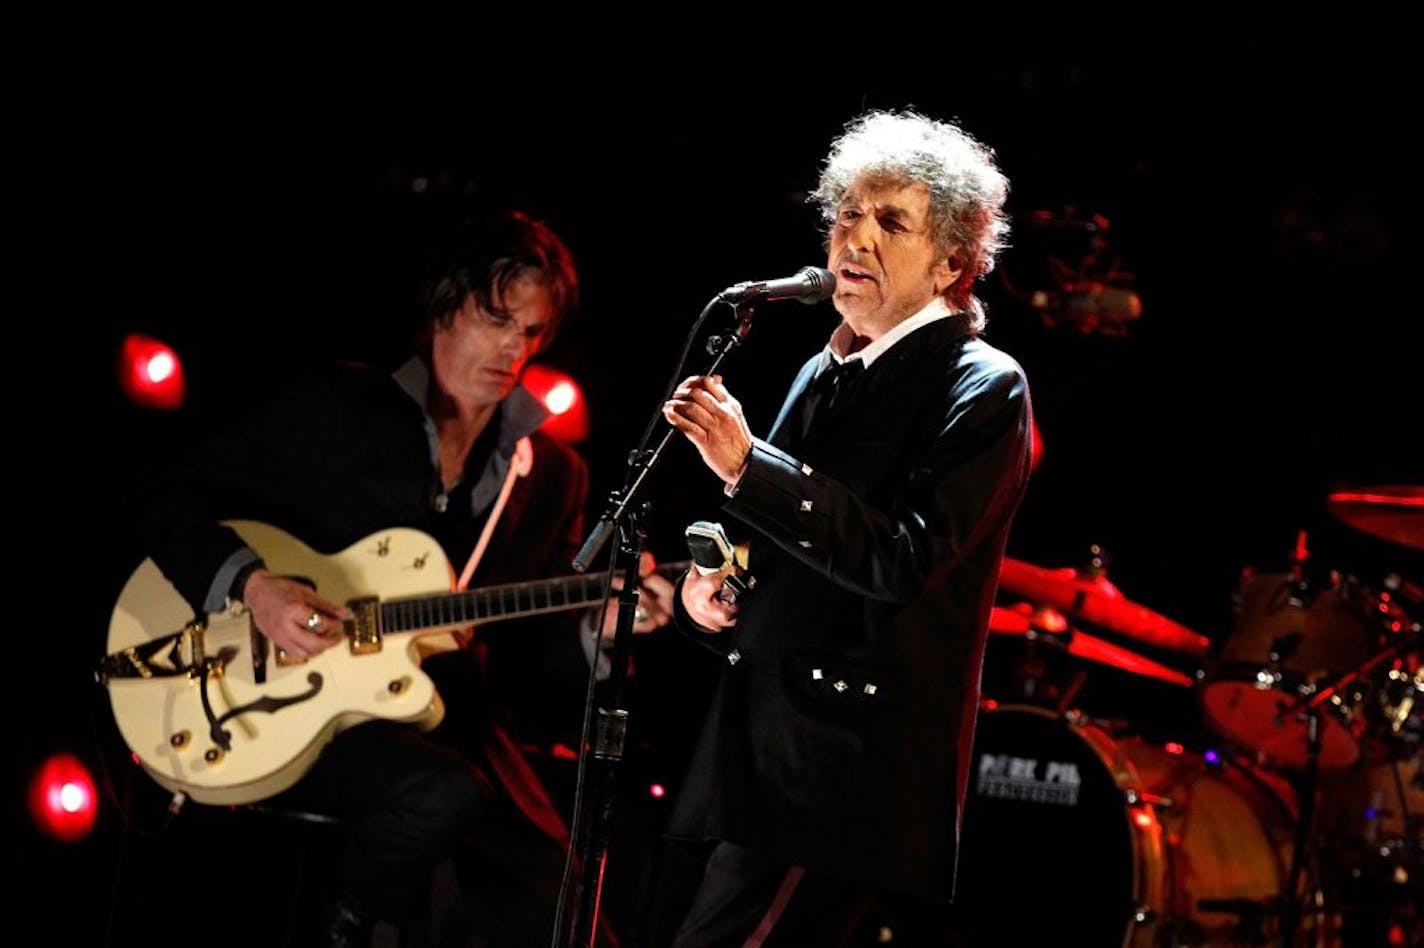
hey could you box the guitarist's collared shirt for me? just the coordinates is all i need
[392,354,549,569]
[395,353,549,518]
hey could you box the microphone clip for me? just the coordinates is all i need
[717,282,762,304]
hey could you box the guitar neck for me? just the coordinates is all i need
[379,561,688,634]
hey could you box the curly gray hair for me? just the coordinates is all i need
[811,109,1011,327]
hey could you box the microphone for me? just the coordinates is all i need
[685,520,755,604]
[718,266,836,305]
[685,521,738,574]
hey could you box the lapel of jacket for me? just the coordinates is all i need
[794,313,975,452]
[768,357,821,452]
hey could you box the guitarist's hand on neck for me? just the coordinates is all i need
[589,551,678,647]
[240,570,354,661]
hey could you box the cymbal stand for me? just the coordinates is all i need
[1009,633,1050,702]
[1052,661,1089,718]
[1273,637,1409,947]
[1277,705,1321,948]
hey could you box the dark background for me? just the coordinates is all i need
[14,9,1423,945]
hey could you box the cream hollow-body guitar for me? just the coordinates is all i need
[101,520,682,806]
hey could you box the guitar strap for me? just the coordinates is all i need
[457,435,533,591]
[454,435,572,846]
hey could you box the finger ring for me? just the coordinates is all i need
[634,606,649,623]
[304,612,322,630]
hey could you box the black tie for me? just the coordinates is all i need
[800,359,863,439]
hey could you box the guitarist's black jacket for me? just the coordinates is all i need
[118,353,593,817]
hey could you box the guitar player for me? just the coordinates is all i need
[116,209,675,947]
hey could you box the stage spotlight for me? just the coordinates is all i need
[522,363,589,444]
[118,333,186,411]
[28,751,99,843]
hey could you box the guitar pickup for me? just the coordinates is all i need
[347,597,382,654]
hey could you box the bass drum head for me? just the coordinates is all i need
[948,705,1152,947]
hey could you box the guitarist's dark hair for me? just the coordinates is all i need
[415,209,580,353]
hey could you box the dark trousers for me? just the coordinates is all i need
[275,718,495,926]
[435,792,620,948]
[669,841,966,948]
[670,841,876,947]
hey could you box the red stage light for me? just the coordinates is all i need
[521,364,589,443]
[118,333,187,410]
[649,783,666,799]
[28,752,99,843]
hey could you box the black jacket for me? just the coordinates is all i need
[667,316,1033,901]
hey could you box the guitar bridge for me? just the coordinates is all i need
[95,620,207,684]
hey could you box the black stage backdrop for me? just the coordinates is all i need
[14,9,1422,946]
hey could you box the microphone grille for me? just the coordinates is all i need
[797,266,836,304]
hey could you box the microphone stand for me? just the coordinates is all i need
[562,506,646,948]
[572,301,754,574]
[557,299,757,948]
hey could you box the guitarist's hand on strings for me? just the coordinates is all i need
[590,551,677,646]
[240,569,354,660]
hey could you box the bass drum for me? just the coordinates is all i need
[949,704,1316,947]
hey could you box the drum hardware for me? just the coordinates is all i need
[1292,639,1413,722]
[1277,711,1325,948]
[1123,787,1174,809]
[990,604,1055,701]
[1316,744,1424,948]
[1195,897,1278,946]
[1268,636,1413,948]
[1376,662,1421,738]
[1054,666,1090,718]
[1201,560,1395,772]
[1362,755,1423,849]
[1380,571,1424,616]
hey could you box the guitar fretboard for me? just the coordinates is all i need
[379,563,686,633]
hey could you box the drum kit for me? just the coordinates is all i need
[952,486,1423,947]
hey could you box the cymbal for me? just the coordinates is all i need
[989,603,1196,687]
[1327,484,1424,550]
[988,605,1033,635]
[998,557,1210,656]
